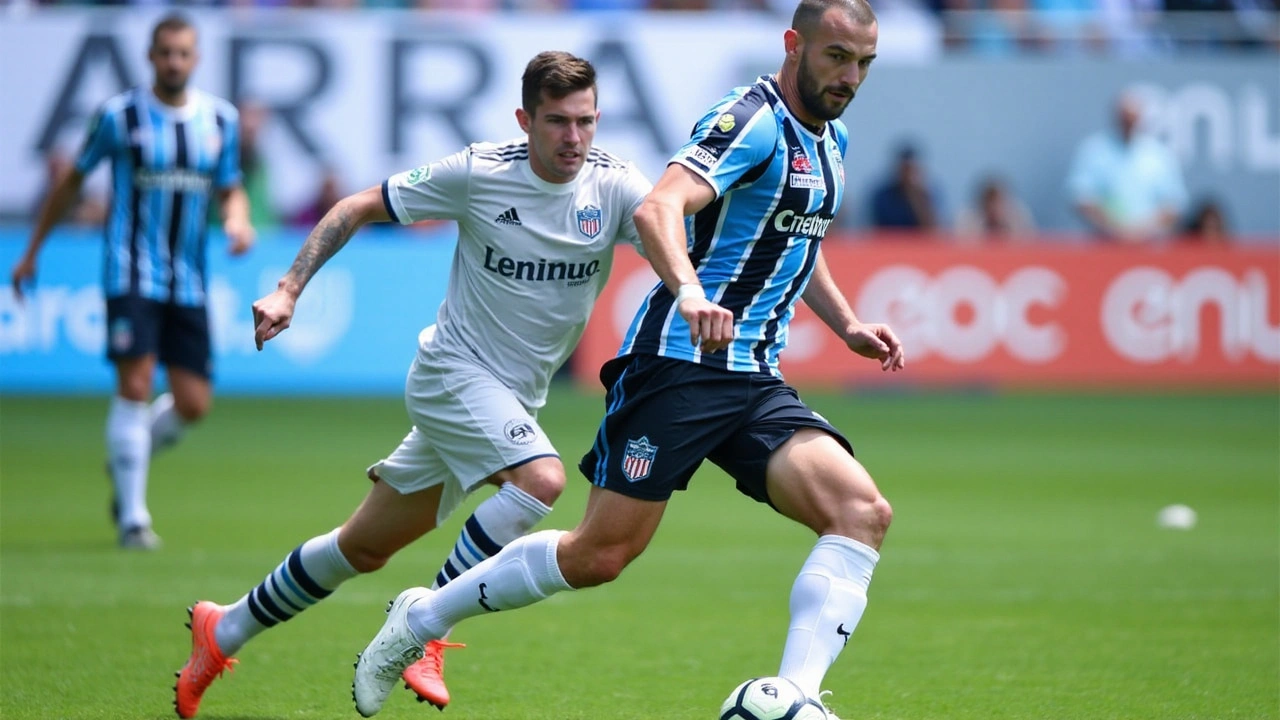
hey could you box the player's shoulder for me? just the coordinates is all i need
[198,90,240,123]
[469,138,529,164]
[98,87,144,118]
[585,145,634,173]
[712,77,775,124]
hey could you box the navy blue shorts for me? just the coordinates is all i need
[105,295,212,379]
[578,354,852,507]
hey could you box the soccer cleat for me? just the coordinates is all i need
[403,639,466,709]
[174,601,238,718]
[120,525,162,550]
[353,587,433,717]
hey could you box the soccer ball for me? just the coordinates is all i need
[718,677,828,720]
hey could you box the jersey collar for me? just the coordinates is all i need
[761,75,828,141]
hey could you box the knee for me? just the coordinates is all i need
[508,467,565,508]
[336,534,392,574]
[560,541,633,588]
[173,394,210,424]
[864,494,893,536]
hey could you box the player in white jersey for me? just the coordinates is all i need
[172,51,651,719]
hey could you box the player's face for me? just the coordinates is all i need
[796,14,878,122]
[518,88,599,184]
[149,28,199,98]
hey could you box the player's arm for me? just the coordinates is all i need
[803,248,905,372]
[10,168,87,301]
[632,164,734,352]
[252,185,390,350]
[218,185,256,256]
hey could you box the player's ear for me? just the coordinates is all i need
[515,108,532,134]
[783,28,802,58]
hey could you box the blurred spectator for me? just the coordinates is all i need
[33,147,107,228]
[236,100,280,231]
[1181,198,1231,242]
[289,168,344,228]
[869,143,944,230]
[1066,90,1187,242]
[955,175,1035,239]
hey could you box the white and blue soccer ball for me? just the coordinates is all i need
[718,676,828,720]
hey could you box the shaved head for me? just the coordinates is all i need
[792,0,876,34]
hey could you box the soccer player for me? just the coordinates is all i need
[172,51,652,719]
[352,1,901,718]
[10,14,255,551]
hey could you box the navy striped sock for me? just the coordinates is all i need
[432,483,551,589]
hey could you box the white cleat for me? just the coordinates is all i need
[353,587,433,717]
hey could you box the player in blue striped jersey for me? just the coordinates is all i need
[10,14,255,551]
[355,3,903,719]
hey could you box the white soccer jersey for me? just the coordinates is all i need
[382,139,651,409]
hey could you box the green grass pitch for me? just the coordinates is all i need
[1,388,1276,720]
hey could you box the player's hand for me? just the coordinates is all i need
[10,255,37,302]
[677,296,735,354]
[252,289,297,351]
[846,322,905,372]
[225,218,256,256]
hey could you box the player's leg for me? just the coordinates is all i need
[356,355,721,716]
[354,486,667,717]
[398,358,565,707]
[104,296,161,548]
[709,381,890,712]
[175,427,448,719]
[153,302,213,454]
[406,457,563,708]
[767,429,890,702]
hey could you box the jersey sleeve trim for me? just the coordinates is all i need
[381,180,403,224]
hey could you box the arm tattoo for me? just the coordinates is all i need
[283,205,357,290]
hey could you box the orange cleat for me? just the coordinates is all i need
[402,639,466,710]
[174,601,238,718]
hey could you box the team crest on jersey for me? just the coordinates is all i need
[716,113,736,133]
[791,150,814,174]
[206,133,222,159]
[576,205,602,239]
[622,437,658,482]
[406,166,431,185]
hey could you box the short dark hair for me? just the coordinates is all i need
[792,0,876,34]
[150,13,195,50]
[521,51,597,117]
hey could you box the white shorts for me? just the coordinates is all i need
[368,350,558,526]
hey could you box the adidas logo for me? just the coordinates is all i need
[495,207,522,226]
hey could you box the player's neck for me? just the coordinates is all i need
[772,72,824,134]
[152,84,190,108]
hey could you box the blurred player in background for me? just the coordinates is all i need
[354,1,902,718]
[172,51,652,719]
[10,13,255,551]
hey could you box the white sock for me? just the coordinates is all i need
[149,393,186,455]
[432,483,552,589]
[215,528,359,656]
[778,535,880,697]
[407,529,572,642]
[107,396,152,530]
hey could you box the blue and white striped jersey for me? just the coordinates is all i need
[617,75,848,375]
[76,87,241,305]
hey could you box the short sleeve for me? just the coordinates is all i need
[612,163,653,251]
[74,108,116,175]
[670,98,777,199]
[215,109,242,190]
[382,149,471,225]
